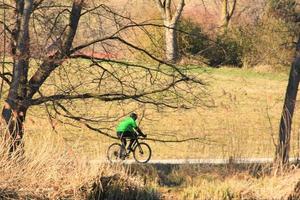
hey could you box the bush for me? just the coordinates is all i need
[202,34,243,67]
[178,19,210,55]
[178,19,243,67]
[233,13,295,69]
[178,3,297,69]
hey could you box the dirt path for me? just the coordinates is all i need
[91,157,299,165]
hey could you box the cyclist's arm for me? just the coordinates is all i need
[131,119,146,137]
[135,127,146,137]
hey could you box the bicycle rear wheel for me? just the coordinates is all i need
[133,142,151,163]
[107,143,123,163]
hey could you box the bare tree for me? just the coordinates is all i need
[2,0,35,153]
[0,0,206,153]
[275,35,300,167]
[220,0,237,33]
[155,0,185,63]
[270,0,300,168]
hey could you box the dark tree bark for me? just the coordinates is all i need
[1,0,84,153]
[2,0,33,153]
[275,35,300,166]
[27,0,84,99]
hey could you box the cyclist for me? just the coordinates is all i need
[116,113,147,158]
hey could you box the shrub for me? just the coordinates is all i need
[233,13,295,69]
[178,19,210,56]
[178,19,243,67]
[203,34,243,67]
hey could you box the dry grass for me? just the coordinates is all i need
[176,168,300,200]
[0,131,158,199]
[131,163,300,200]
[1,134,300,200]
[22,66,297,160]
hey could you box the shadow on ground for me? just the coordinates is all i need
[81,174,160,200]
[0,188,46,200]
[128,162,274,187]
[127,162,300,200]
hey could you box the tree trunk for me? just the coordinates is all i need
[221,0,229,28]
[220,0,237,34]
[155,0,184,63]
[165,22,178,63]
[1,0,33,154]
[0,0,83,155]
[2,102,27,154]
[275,36,300,167]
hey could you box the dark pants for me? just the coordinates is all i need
[117,131,136,151]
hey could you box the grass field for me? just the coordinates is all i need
[21,66,300,161]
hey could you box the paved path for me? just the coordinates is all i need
[90,157,300,165]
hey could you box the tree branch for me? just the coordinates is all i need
[53,101,217,144]
[110,36,201,83]
[0,2,15,9]
[145,136,216,144]
[70,22,168,54]
[80,4,105,16]
[0,72,12,84]
[27,0,84,99]
[29,77,190,106]
[165,0,171,20]
[32,0,44,10]
[155,0,165,14]
[0,20,13,35]
[171,0,185,25]
[228,0,237,19]
[166,0,171,9]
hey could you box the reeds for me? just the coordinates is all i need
[0,130,158,199]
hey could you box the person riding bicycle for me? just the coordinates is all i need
[116,113,147,157]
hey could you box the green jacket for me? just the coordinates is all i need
[116,117,137,132]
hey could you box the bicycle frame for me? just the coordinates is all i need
[132,138,141,150]
[125,136,142,152]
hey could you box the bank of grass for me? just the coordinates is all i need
[193,65,288,81]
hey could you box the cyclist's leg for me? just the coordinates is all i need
[120,131,134,151]
[121,137,127,150]
[127,131,137,151]
[117,132,126,158]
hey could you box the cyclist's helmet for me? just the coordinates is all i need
[130,113,138,120]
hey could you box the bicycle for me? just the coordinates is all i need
[107,133,152,163]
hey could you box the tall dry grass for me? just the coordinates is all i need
[0,128,158,199]
[132,163,300,200]
[177,168,300,199]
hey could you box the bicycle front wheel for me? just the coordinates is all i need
[107,143,122,163]
[133,142,152,163]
